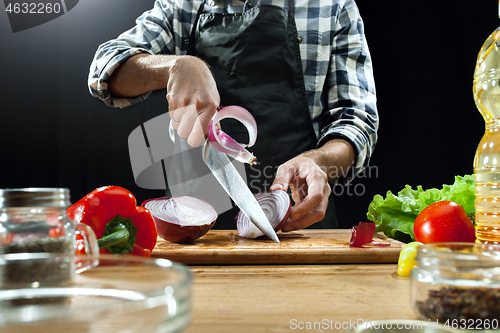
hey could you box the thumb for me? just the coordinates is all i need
[270,165,294,191]
[270,182,287,191]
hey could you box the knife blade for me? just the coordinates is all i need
[202,139,279,243]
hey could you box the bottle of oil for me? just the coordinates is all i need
[473,6,500,244]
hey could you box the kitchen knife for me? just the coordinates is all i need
[202,139,280,243]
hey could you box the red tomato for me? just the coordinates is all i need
[414,200,475,243]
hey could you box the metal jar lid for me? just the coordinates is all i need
[0,188,71,208]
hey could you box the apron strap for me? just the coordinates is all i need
[288,0,294,17]
[188,0,208,46]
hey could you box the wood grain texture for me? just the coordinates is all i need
[185,264,418,333]
[152,229,405,265]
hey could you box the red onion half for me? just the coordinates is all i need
[237,190,291,239]
[142,196,217,243]
[207,105,257,165]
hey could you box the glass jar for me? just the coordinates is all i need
[0,188,98,288]
[0,188,72,251]
[411,242,500,328]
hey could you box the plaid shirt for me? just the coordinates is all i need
[88,0,378,181]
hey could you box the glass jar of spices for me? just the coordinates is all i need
[411,242,500,329]
[0,188,98,288]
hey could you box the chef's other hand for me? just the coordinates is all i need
[167,56,220,147]
[270,156,331,231]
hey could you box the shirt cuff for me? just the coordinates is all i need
[317,125,373,185]
[88,48,153,109]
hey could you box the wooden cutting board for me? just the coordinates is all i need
[151,229,405,265]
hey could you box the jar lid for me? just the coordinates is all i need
[415,242,500,283]
[0,188,71,208]
[417,242,500,263]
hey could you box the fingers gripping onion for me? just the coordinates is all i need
[142,196,217,243]
[207,106,258,165]
[237,190,291,239]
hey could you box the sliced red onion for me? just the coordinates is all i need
[207,105,257,165]
[237,190,291,239]
[350,222,391,248]
[142,196,217,243]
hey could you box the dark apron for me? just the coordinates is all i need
[186,0,338,228]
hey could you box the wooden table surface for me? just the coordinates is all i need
[153,230,419,332]
[184,264,418,333]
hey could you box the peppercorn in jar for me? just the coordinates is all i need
[411,242,500,329]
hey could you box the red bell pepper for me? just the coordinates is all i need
[67,186,158,257]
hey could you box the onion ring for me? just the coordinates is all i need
[207,106,258,165]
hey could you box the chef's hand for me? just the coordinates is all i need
[108,54,219,147]
[167,56,220,147]
[269,139,356,231]
[270,156,331,231]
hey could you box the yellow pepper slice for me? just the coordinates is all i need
[397,242,423,277]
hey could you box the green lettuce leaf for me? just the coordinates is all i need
[366,175,475,243]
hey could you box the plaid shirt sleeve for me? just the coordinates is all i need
[87,0,195,108]
[317,0,378,183]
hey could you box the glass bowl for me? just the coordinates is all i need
[0,254,192,333]
[411,242,500,328]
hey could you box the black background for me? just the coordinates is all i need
[0,0,497,229]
